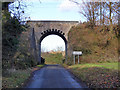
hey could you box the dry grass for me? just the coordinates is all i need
[41,53,64,64]
[68,24,118,63]
[65,62,120,88]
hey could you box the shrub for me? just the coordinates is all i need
[68,23,118,63]
[14,53,36,70]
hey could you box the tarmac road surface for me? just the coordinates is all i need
[25,64,87,88]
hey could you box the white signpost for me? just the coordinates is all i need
[73,51,82,64]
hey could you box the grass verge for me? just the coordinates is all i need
[64,62,120,88]
[37,64,45,68]
[42,53,64,64]
[2,68,32,88]
[2,64,45,88]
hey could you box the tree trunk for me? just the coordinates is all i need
[109,2,113,32]
[100,2,102,25]
[102,2,105,31]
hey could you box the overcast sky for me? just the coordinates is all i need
[10,0,86,52]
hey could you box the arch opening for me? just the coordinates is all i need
[38,29,67,64]
[41,35,65,52]
[41,35,65,64]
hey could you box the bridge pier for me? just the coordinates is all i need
[65,42,67,63]
[38,43,41,64]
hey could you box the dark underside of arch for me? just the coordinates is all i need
[39,29,67,44]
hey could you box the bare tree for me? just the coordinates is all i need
[56,46,64,52]
[70,0,99,28]
[9,0,31,23]
[41,46,48,52]
[70,0,119,29]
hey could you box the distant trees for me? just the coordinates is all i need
[70,0,120,30]
[55,46,64,52]
[41,46,64,53]
[41,46,48,52]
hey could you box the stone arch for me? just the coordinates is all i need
[38,29,67,64]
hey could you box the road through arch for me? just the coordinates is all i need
[39,29,67,64]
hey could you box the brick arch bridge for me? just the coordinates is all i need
[27,20,78,64]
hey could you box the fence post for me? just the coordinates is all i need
[74,55,75,64]
[78,55,79,64]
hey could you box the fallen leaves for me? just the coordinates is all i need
[69,67,120,88]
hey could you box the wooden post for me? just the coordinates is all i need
[74,55,75,64]
[78,55,79,64]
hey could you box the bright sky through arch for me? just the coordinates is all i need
[41,35,65,52]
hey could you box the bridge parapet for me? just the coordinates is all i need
[27,20,78,41]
